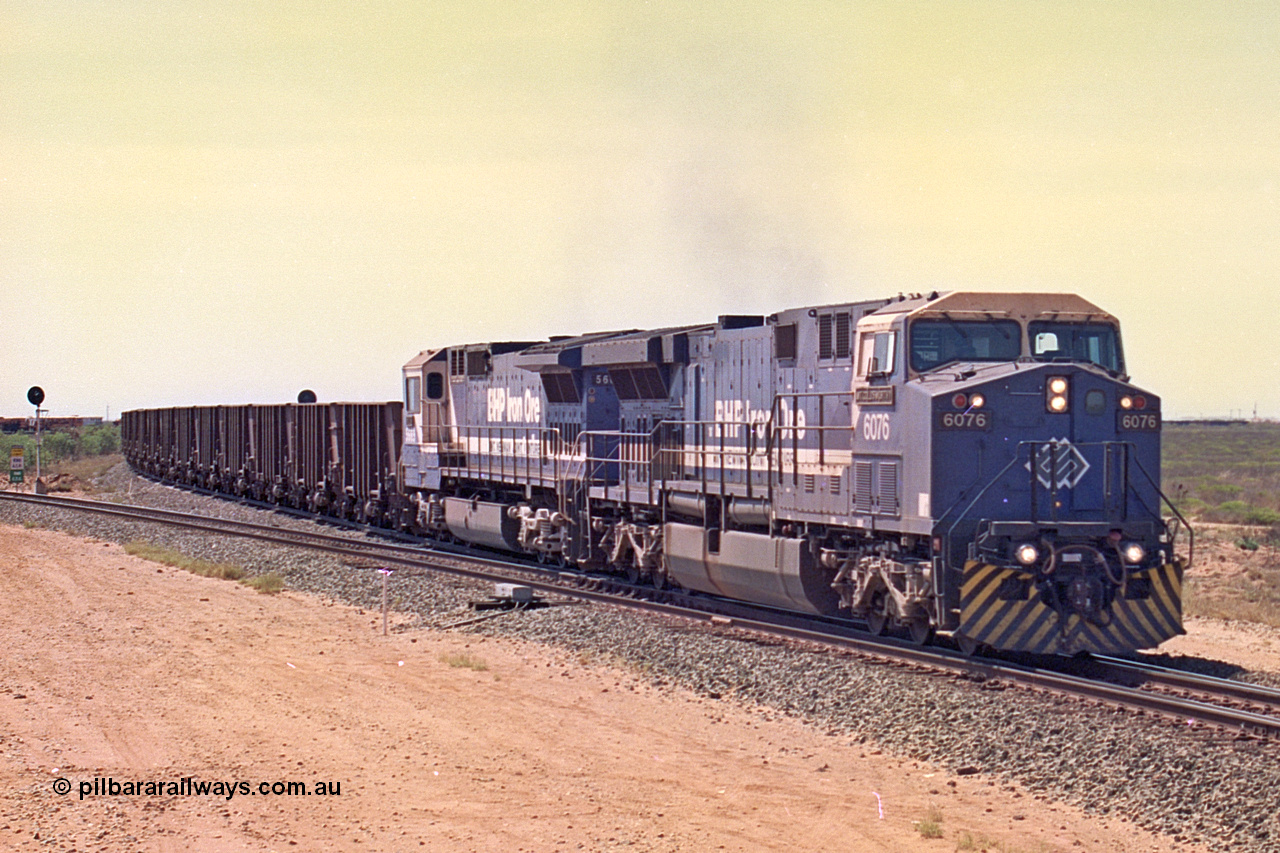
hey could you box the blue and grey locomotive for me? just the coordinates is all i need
[399,291,1186,655]
[121,291,1186,655]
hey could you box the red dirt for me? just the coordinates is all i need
[0,524,1211,852]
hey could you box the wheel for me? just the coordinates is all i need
[907,615,935,646]
[955,633,982,656]
[865,591,889,636]
[650,564,669,591]
[866,610,888,636]
[624,562,642,585]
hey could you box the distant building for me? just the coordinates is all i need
[0,416,104,433]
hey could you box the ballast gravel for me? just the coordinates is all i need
[2,465,1278,853]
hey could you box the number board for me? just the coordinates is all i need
[1117,412,1160,431]
[855,386,895,406]
[936,410,991,431]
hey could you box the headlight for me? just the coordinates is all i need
[969,393,985,408]
[1015,543,1040,566]
[1122,543,1145,564]
[1046,376,1069,413]
[1120,394,1147,411]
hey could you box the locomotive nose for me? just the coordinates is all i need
[1042,545,1124,624]
[1064,573,1104,619]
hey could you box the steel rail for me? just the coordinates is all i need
[0,491,426,559]
[3,490,1278,740]
[1087,653,1280,710]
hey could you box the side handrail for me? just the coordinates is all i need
[1128,450,1195,570]
[941,446,1029,562]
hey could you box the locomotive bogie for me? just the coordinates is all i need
[831,553,935,634]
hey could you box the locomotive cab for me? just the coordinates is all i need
[893,293,1186,654]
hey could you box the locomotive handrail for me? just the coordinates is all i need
[939,447,1028,564]
[438,423,575,488]
[939,439,1191,568]
[764,391,855,487]
[1127,451,1195,570]
[568,419,771,509]
[562,394,856,521]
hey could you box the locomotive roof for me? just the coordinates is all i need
[866,291,1116,323]
[517,329,640,355]
[403,292,1115,372]
[402,348,446,369]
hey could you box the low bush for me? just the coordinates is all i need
[243,572,285,594]
[915,805,944,839]
[123,541,245,580]
[1203,501,1280,526]
[439,652,489,672]
[1244,507,1280,526]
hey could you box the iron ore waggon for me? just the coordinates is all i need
[121,402,402,523]
[123,291,1187,655]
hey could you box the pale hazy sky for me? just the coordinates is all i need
[3,2,1277,418]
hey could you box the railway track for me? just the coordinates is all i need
[1081,654,1280,721]
[4,489,1278,742]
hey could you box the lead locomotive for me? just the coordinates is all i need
[124,292,1187,654]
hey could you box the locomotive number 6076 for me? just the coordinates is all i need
[861,413,892,441]
[938,411,991,430]
[1118,412,1160,431]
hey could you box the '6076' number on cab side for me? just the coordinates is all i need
[938,411,991,430]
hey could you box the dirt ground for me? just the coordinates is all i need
[0,524,1222,852]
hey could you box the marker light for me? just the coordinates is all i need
[1133,395,1147,410]
[1122,543,1146,565]
[969,393,985,409]
[1015,543,1040,566]
[1046,376,1069,413]
[952,393,968,409]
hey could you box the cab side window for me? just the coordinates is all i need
[404,376,422,413]
[425,372,444,400]
[858,331,897,378]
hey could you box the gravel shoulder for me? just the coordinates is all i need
[2,466,1274,851]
